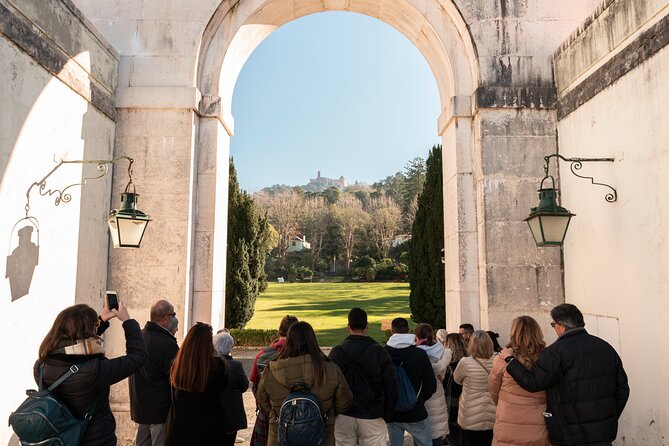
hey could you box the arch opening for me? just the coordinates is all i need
[193,0,481,331]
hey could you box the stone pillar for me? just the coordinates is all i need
[106,97,201,437]
[441,95,481,331]
[191,95,231,330]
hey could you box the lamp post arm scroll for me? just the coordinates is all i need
[543,153,617,203]
[24,155,134,218]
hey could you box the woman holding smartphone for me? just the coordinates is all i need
[35,297,147,446]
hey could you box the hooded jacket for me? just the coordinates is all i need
[329,334,397,420]
[384,333,437,424]
[129,321,179,424]
[256,354,353,446]
[417,341,452,438]
[34,319,147,446]
[488,354,550,446]
[505,328,629,446]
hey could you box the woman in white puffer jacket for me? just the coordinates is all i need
[416,323,452,446]
[453,330,496,446]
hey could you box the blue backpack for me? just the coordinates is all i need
[9,363,97,446]
[394,362,422,412]
[277,382,325,446]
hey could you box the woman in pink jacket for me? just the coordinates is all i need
[488,316,551,446]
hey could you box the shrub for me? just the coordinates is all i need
[229,328,280,347]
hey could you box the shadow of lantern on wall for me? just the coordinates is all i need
[526,154,617,247]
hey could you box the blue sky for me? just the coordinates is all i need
[230,11,441,193]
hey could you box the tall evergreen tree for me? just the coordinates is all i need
[226,160,270,328]
[408,145,445,328]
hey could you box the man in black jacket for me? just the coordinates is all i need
[384,317,437,446]
[329,308,398,446]
[502,304,629,446]
[129,300,180,446]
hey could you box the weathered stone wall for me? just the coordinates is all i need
[0,0,117,443]
[555,0,669,443]
[456,0,600,340]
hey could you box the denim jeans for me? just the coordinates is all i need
[387,418,433,446]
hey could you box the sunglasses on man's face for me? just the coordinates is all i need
[550,322,558,328]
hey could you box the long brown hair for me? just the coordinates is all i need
[415,323,436,346]
[278,322,327,388]
[508,316,546,367]
[445,333,468,363]
[39,304,98,361]
[170,322,215,392]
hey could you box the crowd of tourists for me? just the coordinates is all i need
[20,299,630,446]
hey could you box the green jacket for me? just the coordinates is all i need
[257,354,353,446]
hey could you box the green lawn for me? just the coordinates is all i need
[246,282,412,346]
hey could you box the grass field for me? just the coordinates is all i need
[246,282,412,346]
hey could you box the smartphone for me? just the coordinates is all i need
[105,291,119,311]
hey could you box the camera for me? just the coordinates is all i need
[105,291,119,311]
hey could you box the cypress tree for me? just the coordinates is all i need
[226,160,270,328]
[408,145,445,328]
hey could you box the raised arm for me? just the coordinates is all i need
[95,318,147,387]
[505,348,562,392]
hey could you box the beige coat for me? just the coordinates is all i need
[257,354,353,446]
[488,355,551,446]
[453,356,496,431]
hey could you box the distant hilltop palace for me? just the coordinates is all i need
[305,171,348,192]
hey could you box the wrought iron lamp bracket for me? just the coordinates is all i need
[543,153,617,203]
[24,155,134,218]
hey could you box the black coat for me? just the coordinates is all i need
[34,319,148,446]
[221,354,249,434]
[329,335,398,420]
[384,344,437,423]
[129,321,179,424]
[506,328,629,446]
[165,357,228,446]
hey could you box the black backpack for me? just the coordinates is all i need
[394,362,421,412]
[341,345,374,410]
[276,382,325,446]
[9,363,98,446]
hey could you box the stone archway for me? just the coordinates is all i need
[190,0,482,331]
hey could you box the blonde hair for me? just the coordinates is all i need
[509,316,546,366]
[467,330,494,359]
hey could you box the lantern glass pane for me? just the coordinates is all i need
[108,218,121,248]
[117,217,148,247]
[540,215,571,243]
[527,216,543,244]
